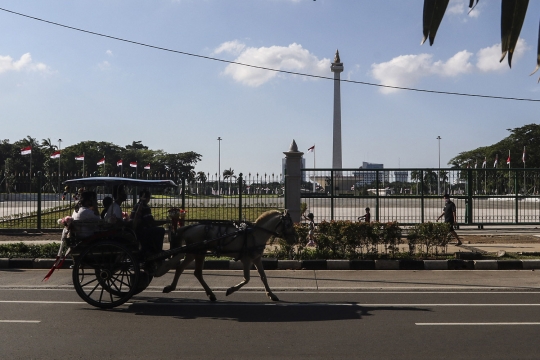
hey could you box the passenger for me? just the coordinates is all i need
[101,196,113,219]
[130,189,165,254]
[104,185,127,223]
[71,191,101,237]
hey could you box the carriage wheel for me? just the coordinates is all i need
[72,241,140,309]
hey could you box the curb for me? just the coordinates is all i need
[2,258,540,270]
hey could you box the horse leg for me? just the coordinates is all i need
[226,257,252,297]
[162,253,194,293]
[193,254,217,302]
[253,256,279,301]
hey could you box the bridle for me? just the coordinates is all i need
[253,212,295,240]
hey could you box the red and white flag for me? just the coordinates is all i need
[130,162,137,168]
[144,164,150,170]
[21,146,32,155]
[493,154,498,167]
[482,157,486,168]
[307,145,315,153]
[523,147,526,163]
[474,159,478,169]
[506,155,511,165]
[117,159,123,167]
[75,154,84,161]
[50,151,61,159]
[97,158,105,166]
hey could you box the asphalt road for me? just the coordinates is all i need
[2,270,540,359]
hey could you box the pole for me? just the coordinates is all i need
[58,139,62,194]
[437,136,441,195]
[217,137,222,196]
[82,152,85,177]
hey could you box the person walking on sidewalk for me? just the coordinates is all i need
[436,193,462,246]
[303,212,316,247]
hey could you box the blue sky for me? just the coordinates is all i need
[1,0,539,177]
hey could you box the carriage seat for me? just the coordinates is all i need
[69,220,137,246]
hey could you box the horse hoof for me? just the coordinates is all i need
[163,286,173,294]
[209,294,217,302]
[226,288,234,297]
[268,293,279,301]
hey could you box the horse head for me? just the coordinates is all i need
[278,210,297,245]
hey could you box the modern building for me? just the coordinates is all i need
[353,162,389,186]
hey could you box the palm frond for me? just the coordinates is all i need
[530,19,540,82]
[500,0,529,67]
[421,0,450,45]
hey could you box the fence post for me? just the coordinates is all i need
[467,168,473,224]
[330,169,334,220]
[181,173,186,211]
[283,140,303,223]
[420,170,424,223]
[375,170,380,222]
[515,169,519,224]
[238,173,243,221]
[37,171,42,232]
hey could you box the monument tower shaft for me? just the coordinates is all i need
[331,50,344,170]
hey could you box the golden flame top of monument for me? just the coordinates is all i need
[333,49,341,64]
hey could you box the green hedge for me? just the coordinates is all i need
[270,221,452,260]
[0,242,60,259]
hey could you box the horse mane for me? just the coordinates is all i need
[255,210,281,223]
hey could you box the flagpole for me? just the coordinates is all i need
[83,152,85,177]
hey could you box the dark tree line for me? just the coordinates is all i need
[0,137,202,177]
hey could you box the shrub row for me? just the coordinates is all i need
[270,221,452,260]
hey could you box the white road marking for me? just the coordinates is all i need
[0,320,40,323]
[0,299,539,307]
[416,322,540,326]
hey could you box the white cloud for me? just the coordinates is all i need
[215,41,330,87]
[476,38,528,72]
[447,1,465,15]
[371,38,529,94]
[371,51,473,94]
[106,50,113,56]
[213,40,246,56]
[98,61,111,70]
[0,53,48,74]
[448,0,481,19]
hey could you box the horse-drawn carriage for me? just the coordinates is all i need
[46,177,297,309]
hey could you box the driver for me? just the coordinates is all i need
[130,189,165,255]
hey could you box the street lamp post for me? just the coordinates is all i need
[217,137,222,196]
[436,136,441,195]
[58,138,62,194]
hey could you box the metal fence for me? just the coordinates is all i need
[4,167,540,231]
[0,171,284,231]
[301,168,540,226]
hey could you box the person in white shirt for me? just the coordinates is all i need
[71,191,101,237]
[104,185,127,224]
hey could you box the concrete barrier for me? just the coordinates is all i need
[327,260,350,270]
[423,260,448,270]
[521,260,540,269]
[277,260,301,270]
[474,260,498,270]
[375,260,400,270]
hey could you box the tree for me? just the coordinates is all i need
[422,0,539,80]
[449,124,539,168]
[196,171,207,195]
[125,141,148,150]
[223,168,236,195]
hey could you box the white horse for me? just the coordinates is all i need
[162,210,297,301]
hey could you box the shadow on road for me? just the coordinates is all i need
[115,298,431,322]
